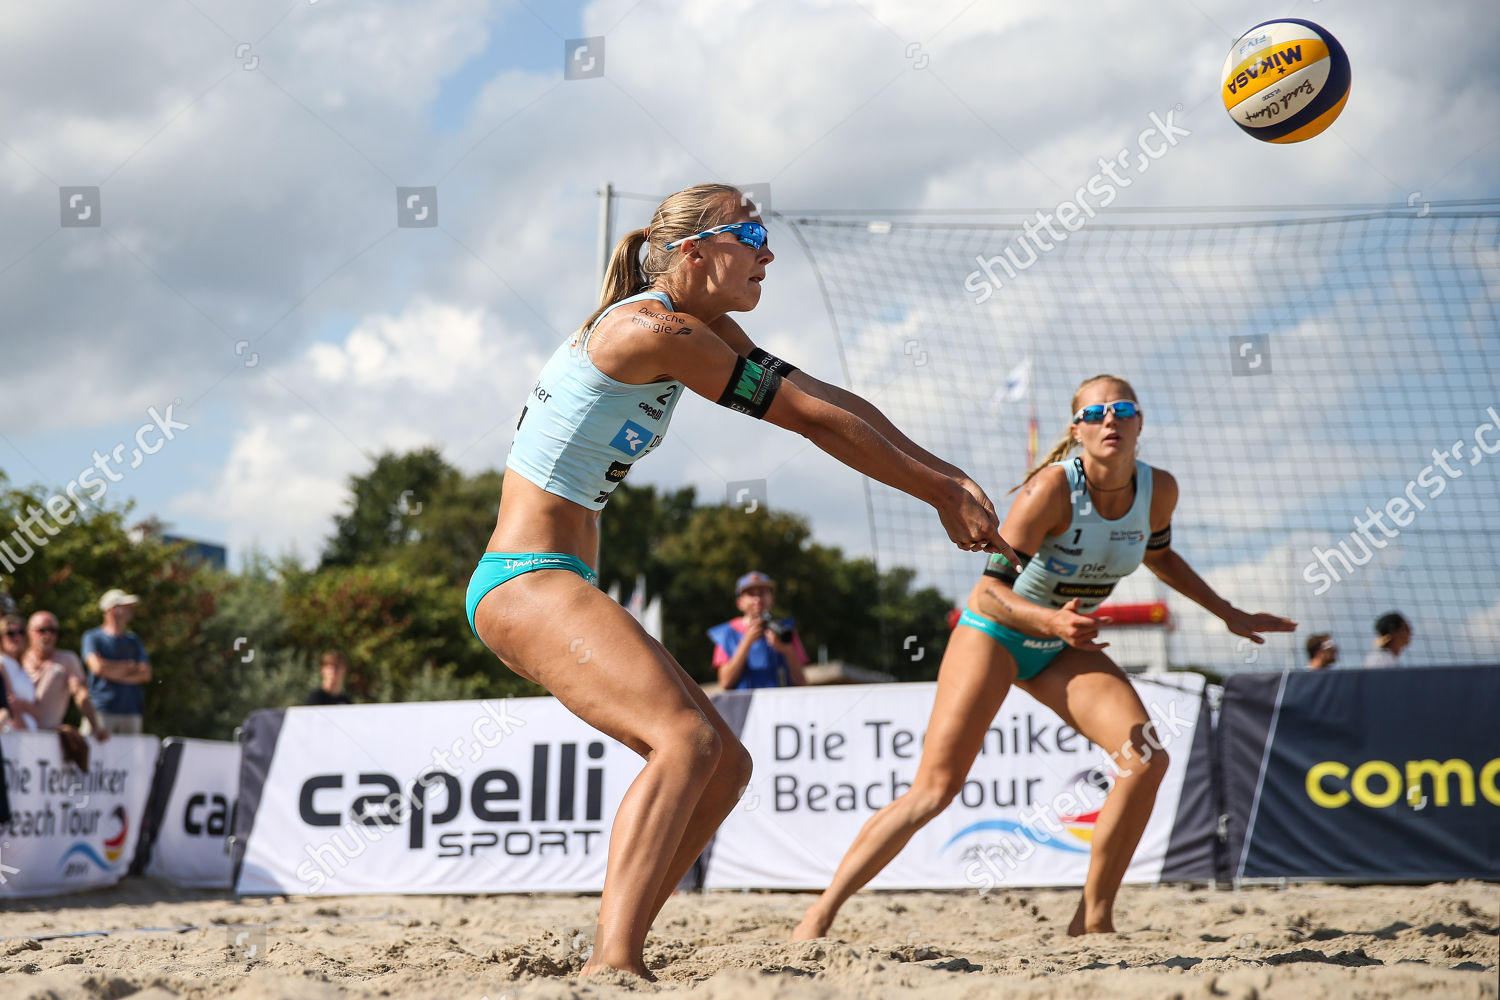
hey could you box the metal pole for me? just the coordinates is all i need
[597,182,613,289]
[595,182,613,586]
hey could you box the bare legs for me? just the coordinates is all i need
[640,639,754,928]
[793,638,1170,941]
[793,625,1016,940]
[1016,656,1169,934]
[474,576,750,978]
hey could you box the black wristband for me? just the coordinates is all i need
[982,549,1033,584]
[717,355,782,419]
[1147,524,1172,550]
[746,347,799,378]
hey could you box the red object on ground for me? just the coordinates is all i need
[1091,601,1169,626]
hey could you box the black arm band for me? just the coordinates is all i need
[746,347,799,379]
[1147,524,1172,550]
[982,549,1033,585]
[716,355,782,419]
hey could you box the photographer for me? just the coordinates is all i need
[708,571,809,690]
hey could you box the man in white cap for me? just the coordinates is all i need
[81,588,152,735]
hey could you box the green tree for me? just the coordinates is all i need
[387,467,506,582]
[168,555,310,737]
[0,475,236,737]
[596,482,697,601]
[2,450,966,742]
[279,561,536,703]
[321,447,460,569]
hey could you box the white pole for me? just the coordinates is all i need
[597,182,613,288]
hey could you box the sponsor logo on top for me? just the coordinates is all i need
[948,769,1110,865]
[608,420,652,456]
[1044,556,1078,576]
[60,805,130,877]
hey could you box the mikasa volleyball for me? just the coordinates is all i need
[1222,19,1351,143]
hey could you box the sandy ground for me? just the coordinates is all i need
[1,880,1495,999]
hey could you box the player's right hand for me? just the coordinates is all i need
[1051,599,1108,650]
[957,475,997,521]
[939,483,1011,558]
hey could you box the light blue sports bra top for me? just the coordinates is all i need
[505,290,684,508]
[989,457,1154,614]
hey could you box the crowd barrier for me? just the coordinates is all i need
[0,732,158,898]
[1219,665,1500,882]
[3,665,1494,900]
[231,699,640,895]
[698,676,1214,890]
[225,676,1216,896]
[131,737,241,888]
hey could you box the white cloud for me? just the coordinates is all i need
[173,298,548,561]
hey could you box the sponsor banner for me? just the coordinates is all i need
[0,732,159,899]
[1160,685,1222,881]
[234,699,644,895]
[702,675,1209,890]
[1216,671,1280,879]
[1229,665,1500,881]
[136,738,240,888]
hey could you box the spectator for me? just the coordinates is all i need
[0,652,12,735]
[708,571,809,690]
[23,610,109,738]
[1,613,41,731]
[308,649,354,705]
[1363,611,1411,668]
[1305,633,1338,670]
[81,589,152,735]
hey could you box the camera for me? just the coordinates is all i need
[761,612,794,643]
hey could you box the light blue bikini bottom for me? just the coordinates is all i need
[465,552,598,638]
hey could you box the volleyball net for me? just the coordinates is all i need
[777,201,1500,671]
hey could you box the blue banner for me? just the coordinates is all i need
[1226,666,1500,881]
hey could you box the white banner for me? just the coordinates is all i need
[143,738,240,888]
[704,676,1204,890]
[0,732,159,899]
[235,699,644,895]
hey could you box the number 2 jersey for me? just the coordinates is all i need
[986,457,1155,614]
[505,290,684,508]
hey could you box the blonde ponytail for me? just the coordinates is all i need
[578,182,746,335]
[1011,431,1077,493]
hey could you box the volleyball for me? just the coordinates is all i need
[1222,19,1351,143]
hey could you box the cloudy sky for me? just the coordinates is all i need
[2,0,1496,668]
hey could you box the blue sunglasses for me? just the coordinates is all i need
[1073,400,1140,424]
[662,221,768,251]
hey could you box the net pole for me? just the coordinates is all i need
[597,182,613,288]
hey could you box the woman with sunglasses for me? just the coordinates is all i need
[0,613,41,732]
[467,183,1009,979]
[794,373,1295,941]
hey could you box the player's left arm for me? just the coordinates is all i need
[1142,468,1297,644]
[708,314,991,511]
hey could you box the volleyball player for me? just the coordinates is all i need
[794,373,1296,940]
[466,183,1012,978]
